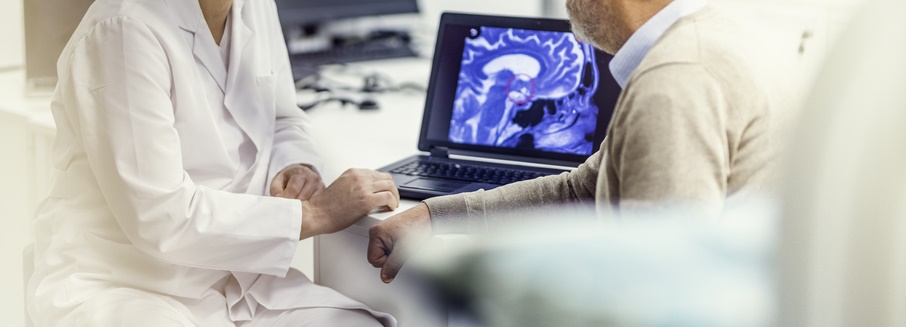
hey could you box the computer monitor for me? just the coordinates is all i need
[276,0,421,80]
[23,0,95,95]
[275,0,419,27]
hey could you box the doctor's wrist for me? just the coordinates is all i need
[299,200,324,240]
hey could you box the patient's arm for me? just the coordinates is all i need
[367,153,601,283]
[424,149,602,234]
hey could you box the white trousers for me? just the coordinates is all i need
[57,287,385,326]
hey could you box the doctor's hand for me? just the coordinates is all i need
[271,164,326,201]
[367,203,432,283]
[299,169,400,240]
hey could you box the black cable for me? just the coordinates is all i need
[295,64,426,110]
[298,96,359,111]
[297,65,425,94]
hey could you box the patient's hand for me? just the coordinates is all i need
[270,164,326,201]
[368,203,432,283]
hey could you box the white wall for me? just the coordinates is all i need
[710,0,867,88]
[416,0,543,37]
[0,0,27,325]
[0,109,31,327]
[0,0,24,68]
[542,0,569,18]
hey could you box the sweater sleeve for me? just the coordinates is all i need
[425,150,603,234]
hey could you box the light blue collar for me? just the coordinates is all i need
[609,0,708,88]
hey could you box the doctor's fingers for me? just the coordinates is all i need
[339,169,392,187]
[281,166,324,201]
[368,181,400,210]
[270,172,288,196]
[370,180,400,203]
[363,169,394,182]
[281,174,304,198]
[297,181,326,201]
[290,170,325,201]
[367,190,400,212]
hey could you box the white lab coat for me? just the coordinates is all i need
[25,0,394,325]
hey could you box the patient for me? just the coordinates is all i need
[369,0,794,283]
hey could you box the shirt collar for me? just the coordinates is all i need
[608,0,708,88]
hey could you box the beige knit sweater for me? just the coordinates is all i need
[424,6,794,233]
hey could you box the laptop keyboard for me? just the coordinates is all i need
[389,160,552,185]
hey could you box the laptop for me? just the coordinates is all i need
[378,12,621,200]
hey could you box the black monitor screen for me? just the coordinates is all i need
[275,0,419,26]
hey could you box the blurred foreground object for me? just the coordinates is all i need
[778,1,906,326]
[410,201,777,327]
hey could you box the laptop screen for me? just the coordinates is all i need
[418,13,621,166]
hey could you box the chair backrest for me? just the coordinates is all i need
[778,1,906,326]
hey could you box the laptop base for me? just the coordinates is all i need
[378,155,566,200]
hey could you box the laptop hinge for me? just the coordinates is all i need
[429,147,449,159]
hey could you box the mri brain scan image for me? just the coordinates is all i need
[449,27,600,156]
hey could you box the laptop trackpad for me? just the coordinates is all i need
[404,178,471,192]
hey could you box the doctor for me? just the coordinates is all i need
[26,0,398,326]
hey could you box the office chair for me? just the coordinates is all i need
[778,1,906,326]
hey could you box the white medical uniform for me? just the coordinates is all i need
[25,0,395,325]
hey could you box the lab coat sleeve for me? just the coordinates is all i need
[64,16,301,277]
[265,1,324,183]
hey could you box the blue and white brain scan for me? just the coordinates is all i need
[448,26,600,156]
